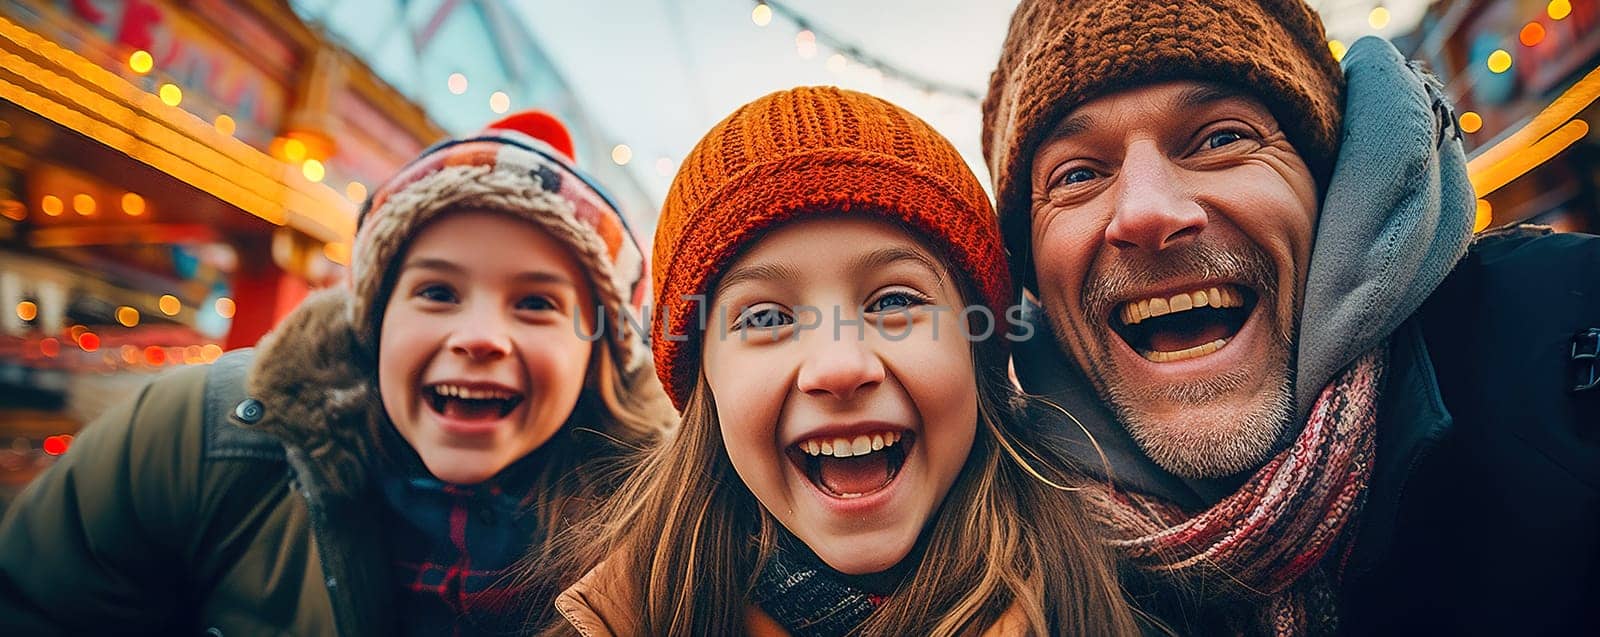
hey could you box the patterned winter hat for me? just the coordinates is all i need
[351,110,650,373]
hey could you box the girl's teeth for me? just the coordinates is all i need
[799,432,905,457]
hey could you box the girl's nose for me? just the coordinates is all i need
[795,335,887,402]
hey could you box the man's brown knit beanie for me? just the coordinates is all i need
[654,86,1010,410]
[982,0,1345,291]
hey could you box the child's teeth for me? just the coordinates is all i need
[832,438,853,458]
[871,435,884,451]
[849,436,870,455]
[799,432,906,458]
[820,440,834,456]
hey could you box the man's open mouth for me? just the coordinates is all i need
[1110,283,1255,363]
[425,383,525,420]
[789,431,913,499]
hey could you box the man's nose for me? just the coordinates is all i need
[795,334,886,402]
[1103,142,1207,252]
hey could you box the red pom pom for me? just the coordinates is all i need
[486,110,576,163]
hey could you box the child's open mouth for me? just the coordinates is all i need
[1109,283,1256,363]
[789,431,913,499]
[424,383,524,421]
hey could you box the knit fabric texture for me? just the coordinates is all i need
[1081,345,1387,636]
[652,86,1010,409]
[351,111,651,373]
[981,0,1345,290]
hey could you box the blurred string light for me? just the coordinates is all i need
[1459,111,1483,134]
[121,192,145,216]
[611,144,633,166]
[116,306,139,327]
[1520,22,1546,47]
[40,194,62,216]
[1486,49,1512,74]
[158,294,181,315]
[72,193,94,215]
[127,49,152,74]
[302,158,325,182]
[448,72,468,95]
[795,29,817,59]
[1467,64,1600,202]
[15,301,36,321]
[346,181,367,202]
[158,82,181,106]
[489,90,510,114]
[215,297,236,319]
[1548,0,1572,20]
[214,114,235,136]
[1368,6,1391,30]
[1328,39,1347,62]
[753,0,981,102]
[752,2,773,26]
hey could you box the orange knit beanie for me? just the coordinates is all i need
[653,86,1010,409]
[983,0,1345,291]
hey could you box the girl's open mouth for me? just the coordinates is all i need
[424,383,524,421]
[1109,283,1256,363]
[788,431,914,499]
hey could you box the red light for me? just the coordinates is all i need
[42,435,68,456]
[78,332,100,352]
[39,338,60,358]
[143,346,166,366]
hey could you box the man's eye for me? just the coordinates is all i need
[1061,167,1097,185]
[516,296,556,311]
[416,284,456,303]
[733,305,793,330]
[1205,130,1244,149]
[866,291,927,313]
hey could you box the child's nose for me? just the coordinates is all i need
[446,321,513,361]
[795,336,886,401]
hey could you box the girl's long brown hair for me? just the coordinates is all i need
[540,333,1141,635]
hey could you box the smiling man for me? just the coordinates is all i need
[983,0,1600,634]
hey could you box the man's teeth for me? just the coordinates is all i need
[431,384,517,400]
[1120,284,1245,325]
[801,432,902,458]
[1141,338,1228,363]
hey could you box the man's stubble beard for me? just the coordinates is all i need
[1046,244,1300,479]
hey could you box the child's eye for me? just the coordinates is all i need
[415,284,457,304]
[866,290,929,313]
[732,304,793,331]
[516,295,557,312]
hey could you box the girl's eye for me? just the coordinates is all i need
[1060,167,1097,186]
[733,304,793,330]
[1205,130,1245,149]
[866,290,928,313]
[416,284,456,303]
[516,295,557,312]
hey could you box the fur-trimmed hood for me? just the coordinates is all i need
[244,287,383,498]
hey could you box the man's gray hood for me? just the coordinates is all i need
[1294,36,1476,417]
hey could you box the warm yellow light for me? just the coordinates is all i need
[611,144,633,166]
[1474,199,1492,232]
[214,114,236,136]
[40,195,63,216]
[1471,119,1589,197]
[1549,0,1572,20]
[1369,7,1391,29]
[827,54,848,73]
[1459,111,1483,133]
[121,192,146,216]
[128,50,153,74]
[158,294,181,316]
[1487,49,1513,74]
[283,138,307,163]
[1328,40,1347,62]
[346,181,367,202]
[302,159,325,182]
[489,91,510,114]
[752,3,772,26]
[215,297,236,319]
[116,306,140,327]
[201,343,224,363]
[448,72,468,95]
[16,301,36,321]
[158,83,182,106]
[72,193,95,215]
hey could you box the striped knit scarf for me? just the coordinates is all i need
[1083,346,1388,636]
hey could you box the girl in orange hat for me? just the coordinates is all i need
[545,87,1139,636]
